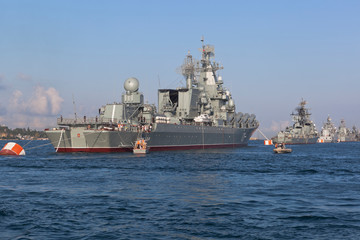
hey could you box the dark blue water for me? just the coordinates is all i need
[1,140,360,239]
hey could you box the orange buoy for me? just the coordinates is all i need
[264,140,273,145]
[0,142,26,155]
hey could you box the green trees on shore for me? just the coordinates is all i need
[0,126,47,139]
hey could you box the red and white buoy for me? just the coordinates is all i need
[0,142,26,155]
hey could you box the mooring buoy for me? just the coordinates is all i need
[0,142,26,155]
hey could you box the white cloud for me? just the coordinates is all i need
[9,86,64,116]
[269,120,290,132]
[46,87,63,114]
[9,90,25,111]
[17,73,32,81]
[0,75,6,90]
[259,120,290,138]
[4,86,64,129]
[28,86,49,114]
[28,116,50,129]
[6,113,27,128]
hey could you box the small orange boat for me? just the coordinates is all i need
[273,143,292,154]
[133,138,149,154]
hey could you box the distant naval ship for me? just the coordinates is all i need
[45,39,259,152]
[318,116,337,143]
[337,119,359,142]
[271,100,318,145]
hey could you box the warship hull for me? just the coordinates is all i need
[338,137,357,142]
[46,123,257,153]
[272,136,318,145]
[318,138,336,143]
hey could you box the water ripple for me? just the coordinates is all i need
[1,140,360,239]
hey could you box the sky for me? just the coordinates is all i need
[0,0,359,137]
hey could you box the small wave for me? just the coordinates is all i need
[206,212,232,218]
[335,169,357,174]
[252,169,275,174]
[281,215,338,221]
[296,169,318,174]
[107,206,127,211]
[339,197,359,201]
[0,207,14,217]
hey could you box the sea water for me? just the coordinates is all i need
[1,140,360,239]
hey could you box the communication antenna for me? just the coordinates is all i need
[72,94,77,120]
[181,50,196,89]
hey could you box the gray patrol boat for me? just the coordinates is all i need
[45,40,259,152]
[271,100,318,145]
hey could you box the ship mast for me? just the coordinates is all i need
[292,99,311,126]
[197,37,223,86]
[181,51,196,89]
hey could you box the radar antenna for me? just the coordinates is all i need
[181,50,196,89]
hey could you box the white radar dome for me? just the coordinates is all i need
[124,77,139,92]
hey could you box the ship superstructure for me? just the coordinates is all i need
[318,115,337,143]
[45,40,259,152]
[337,119,359,142]
[271,100,318,144]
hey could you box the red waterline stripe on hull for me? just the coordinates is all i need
[281,142,317,145]
[56,148,132,153]
[55,143,247,153]
[150,143,246,151]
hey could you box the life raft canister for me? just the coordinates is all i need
[0,142,26,155]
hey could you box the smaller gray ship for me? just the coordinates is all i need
[272,100,318,145]
[337,119,359,142]
[350,126,360,142]
[318,115,337,143]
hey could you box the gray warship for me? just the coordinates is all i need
[337,119,359,142]
[45,40,259,152]
[318,115,337,143]
[271,100,318,145]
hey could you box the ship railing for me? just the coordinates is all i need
[56,117,155,133]
[57,117,122,125]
